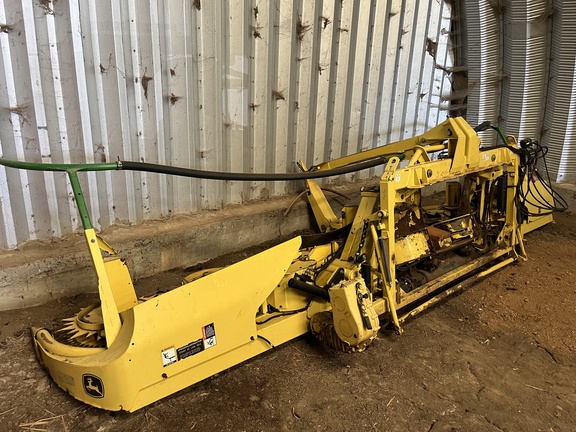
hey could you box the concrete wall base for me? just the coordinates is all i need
[0,177,520,311]
[0,187,350,311]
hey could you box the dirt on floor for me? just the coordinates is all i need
[1,188,576,432]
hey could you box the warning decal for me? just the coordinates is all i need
[177,339,204,360]
[167,323,217,364]
[202,323,217,349]
[161,346,177,367]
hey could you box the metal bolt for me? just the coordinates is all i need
[427,169,433,178]
[420,138,426,144]
[491,154,496,162]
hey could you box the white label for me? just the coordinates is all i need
[482,153,489,161]
[161,346,177,367]
[202,323,217,349]
[203,336,217,349]
[395,173,401,182]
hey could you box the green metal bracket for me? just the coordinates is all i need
[67,171,93,230]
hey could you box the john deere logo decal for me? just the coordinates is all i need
[82,374,104,398]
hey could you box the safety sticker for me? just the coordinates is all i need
[177,339,203,360]
[161,346,177,367]
[166,323,218,365]
[202,323,217,349]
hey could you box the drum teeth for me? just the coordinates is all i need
[54,303,107,348]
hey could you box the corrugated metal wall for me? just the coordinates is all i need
[0,0,455,249]
[463,0,576,183]
[543,0,576,182]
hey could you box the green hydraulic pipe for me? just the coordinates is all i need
[0,158,117,172]
[67,171,93,230]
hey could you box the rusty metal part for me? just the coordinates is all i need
[426,226,452,251]
[310,311,375,353]
[395,204,426,237]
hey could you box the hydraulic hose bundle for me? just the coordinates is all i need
[473,121,568,223]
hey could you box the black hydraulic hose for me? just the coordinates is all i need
[378,237,393,284]
[118,154,401,181]
[300,223,352,249]
[361,262,371,291]
[496,175,507,213]
[288,278,330,300]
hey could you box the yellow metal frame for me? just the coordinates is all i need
[33,117,553,411]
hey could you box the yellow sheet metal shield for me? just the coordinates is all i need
[35,236,302,412]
